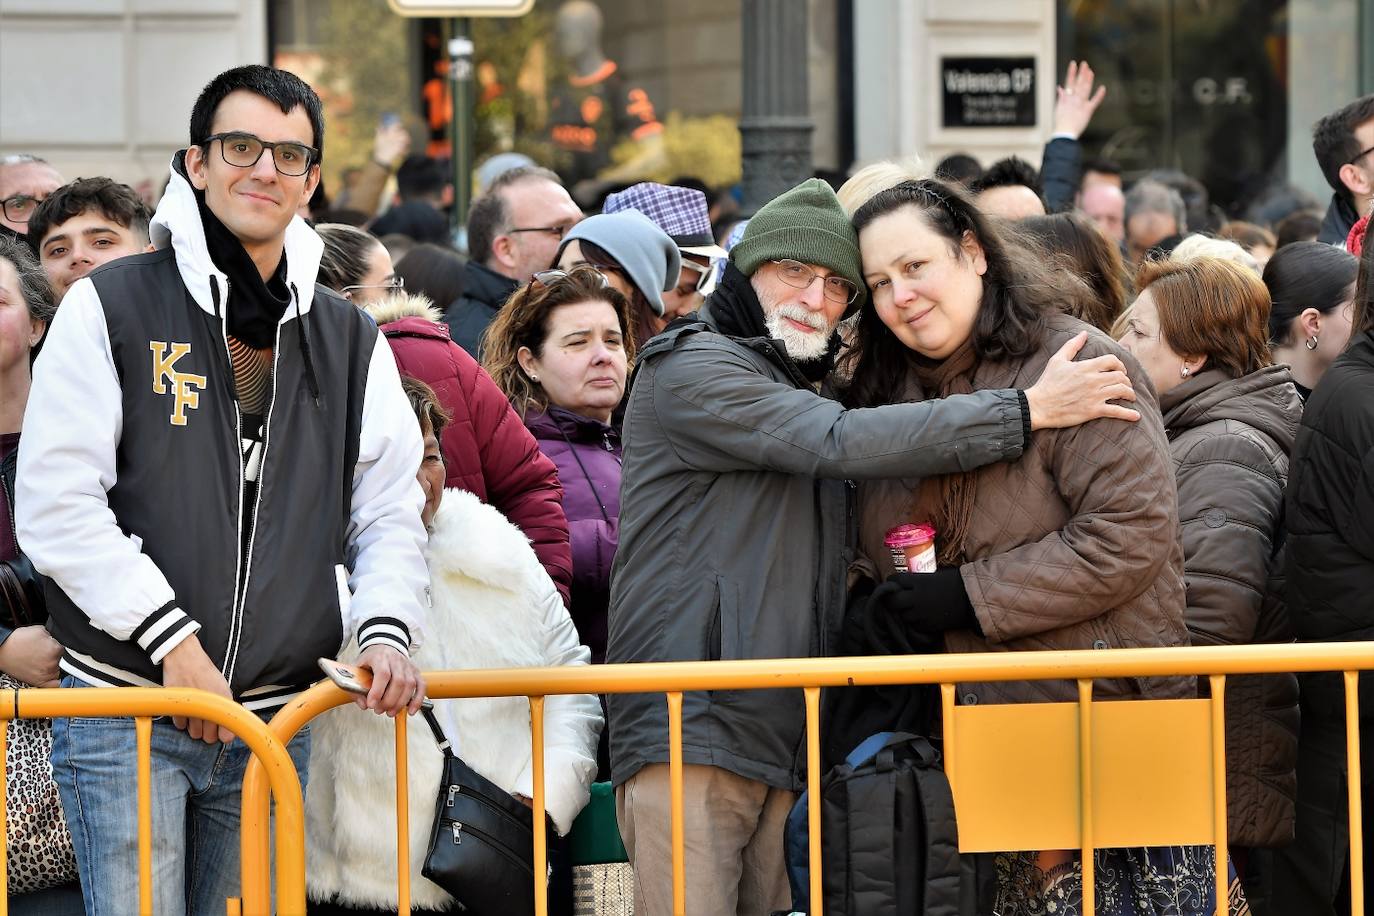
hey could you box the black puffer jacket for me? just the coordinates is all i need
[1161,365,1301,848]
[1287,330,1374,717]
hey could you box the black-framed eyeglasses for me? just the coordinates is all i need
[1,194,46,224]
[509,224,573,240]
[201,131,318,177]
[530,266,611,292]
[1350,144,1374,166]
[342,276,404,296]
[770,258,860,305]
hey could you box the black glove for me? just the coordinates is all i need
[868,568,983,637]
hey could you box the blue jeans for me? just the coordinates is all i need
[50,676,310,916]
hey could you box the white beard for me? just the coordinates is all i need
[765,304,834,361]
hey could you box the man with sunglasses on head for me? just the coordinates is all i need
[0,154,64,245]
[17,65,429,913]
[607,177,1147,916]
[448,164,583,357]
[1313,94,1374,246]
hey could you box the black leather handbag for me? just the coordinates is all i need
[419,707,549,916]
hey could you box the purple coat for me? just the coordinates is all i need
[524,407,621,664]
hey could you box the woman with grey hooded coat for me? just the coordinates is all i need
[1119,256,1302,906]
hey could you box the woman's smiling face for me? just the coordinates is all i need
[859,205,987,359]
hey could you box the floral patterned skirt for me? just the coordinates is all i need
[993,846,1250,916]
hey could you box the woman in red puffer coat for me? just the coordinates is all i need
[364,292,573,604]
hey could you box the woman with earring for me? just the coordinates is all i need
[840,179,1220,914]
[483,266,634,779]
[1118,256,1302,909]
[1263,240,1358,400]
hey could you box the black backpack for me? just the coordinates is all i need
[782,732,991,916]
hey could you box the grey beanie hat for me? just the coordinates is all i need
[556,211,682,315]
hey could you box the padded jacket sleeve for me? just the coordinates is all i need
[1041,136,1082,214]
[463,357,573,606]
[650,342,1025,480]
[16,278,199,662]
[1174,433,1284,648]
[346,334,431,655]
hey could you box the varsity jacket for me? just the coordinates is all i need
[16,157,429,711]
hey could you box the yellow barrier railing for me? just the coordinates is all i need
[240,642,1374,916]
[0,687,306,916]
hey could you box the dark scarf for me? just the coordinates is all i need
[708,263,841,384]
[177,153,292,349]
[907,338,979,566]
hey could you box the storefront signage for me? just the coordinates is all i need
[941,57,1036,128]
[386,0,533,15]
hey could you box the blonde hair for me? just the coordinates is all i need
[837,156,928,216]
[1170,235,1260,274]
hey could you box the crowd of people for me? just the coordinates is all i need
[3,56,1374,916]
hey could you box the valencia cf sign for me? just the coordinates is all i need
[941,57,1037,128]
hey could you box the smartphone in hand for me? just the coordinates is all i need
[318,657,433,709]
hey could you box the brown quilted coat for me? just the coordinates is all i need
[1161,365,1302,849]
[857,313,1193,706]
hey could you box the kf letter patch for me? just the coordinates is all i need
[149,341,207,426]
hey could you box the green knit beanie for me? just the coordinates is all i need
[731,178,866,312]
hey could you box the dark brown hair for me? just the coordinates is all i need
[842,178,1079,409]
[1020,212,1129,332]
[1134,257,1272,377]
[480,266,634,417]
[400,376,451,438]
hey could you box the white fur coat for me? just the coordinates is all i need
[306,488,603,910]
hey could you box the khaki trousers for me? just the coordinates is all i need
[616,763,796,916]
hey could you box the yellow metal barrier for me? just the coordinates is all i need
[0,687,306,916]
[239,642,1374,916]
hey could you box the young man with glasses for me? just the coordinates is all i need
[17,65,429,913]
[607,178,1146,916]
[448,165,583,357]
[0,154,64,242]
[1313,94,1374,246]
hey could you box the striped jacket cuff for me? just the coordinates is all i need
[357,617,412,657]
[131,602,202,664]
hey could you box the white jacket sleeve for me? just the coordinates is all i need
[511,584,603,835]
[345,334,429,656]
[16,278,199,661]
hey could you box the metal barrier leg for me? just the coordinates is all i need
[530,696,548,916]
[136,717,154,915]
[1347,671,1365,915]
[396,712,411,916]
[1208,675,1228,916]
[667,691,685,916]
[1078,679,1095,916]
[804,686,822,916]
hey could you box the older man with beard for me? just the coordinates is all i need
[606,177,1143,916]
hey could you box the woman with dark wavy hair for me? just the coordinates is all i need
[838,179,1227,914]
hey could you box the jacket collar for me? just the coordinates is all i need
[1160,365,1302,453]
[464,261,521,310]
[525,405,619,442]
[149,151,324,321]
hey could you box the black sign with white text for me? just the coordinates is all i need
[941,57,1036,128]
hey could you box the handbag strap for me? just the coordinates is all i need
[420,706,458,758]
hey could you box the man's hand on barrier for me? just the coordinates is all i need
[0,624,62,687]
[355,643,426,717]
[1024,331,1140,430]
[162,637,235,744]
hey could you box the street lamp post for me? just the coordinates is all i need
[739,0,815,215]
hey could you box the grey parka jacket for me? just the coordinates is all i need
[605,300,1028,790]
